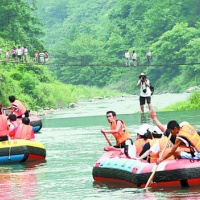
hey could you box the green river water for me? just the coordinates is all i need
[0,97,200,200]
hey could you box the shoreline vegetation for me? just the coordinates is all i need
[1,63,199,118]
[159,90,200,111]
[33,90,200,118]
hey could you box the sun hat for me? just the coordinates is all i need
[139,72,146,78]
[152,126,163,134]
[136,123,150,135]
[180,121,189,127]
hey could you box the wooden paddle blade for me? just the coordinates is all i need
[145,164,158,188]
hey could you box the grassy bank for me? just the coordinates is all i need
[0,62,121,111]
[159,91,200,111]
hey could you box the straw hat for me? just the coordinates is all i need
[139,72,146,78]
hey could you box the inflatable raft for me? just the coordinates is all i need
[93,150,200,188]
[0,139,46,164]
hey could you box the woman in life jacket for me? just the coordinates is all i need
[132,123,153,158]
[101,111,134,158]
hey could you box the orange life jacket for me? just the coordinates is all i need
[11,100,26,117]
[14,124,33,140]
[110,119,132,145]
[0,114,9,137]
[134,139,150,156]
[178,124,200,152]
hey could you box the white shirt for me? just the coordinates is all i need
[132,52,137,59]
[125,52,130,58]
[17,48,22,55]
[137,79,151,97]
[150,140,160,154]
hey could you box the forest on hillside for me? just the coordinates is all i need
[36,0,200,94]
[1,0,200,108]
[0,0,120,110]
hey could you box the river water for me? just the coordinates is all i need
[1,94,200,200]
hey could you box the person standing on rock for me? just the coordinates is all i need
[137,72,153,114]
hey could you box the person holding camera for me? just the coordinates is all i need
[136,72,153,113]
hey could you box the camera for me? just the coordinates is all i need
[142,77,146,82]
[143,89,147,93]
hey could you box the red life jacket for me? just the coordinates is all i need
[14,124,33,140]
[11,100,26,117]
[0,114,9,137]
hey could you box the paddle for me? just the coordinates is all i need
[102,132,112,146]
[145,133,172,188]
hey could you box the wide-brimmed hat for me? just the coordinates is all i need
[139,73,146,78]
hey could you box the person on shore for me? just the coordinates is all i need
[9,117,35,140]
[0,103,9,141]
[4,95,29,118]
[156,120,200,164]
[131,50,137,66]
[137,72,153,114]
[101,111,134,158]
[125,50,130,66]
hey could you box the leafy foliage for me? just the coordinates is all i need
[35,0,200,94]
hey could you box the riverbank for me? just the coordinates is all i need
[42,93,189,118]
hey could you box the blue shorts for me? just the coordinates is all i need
[181,151,200,159]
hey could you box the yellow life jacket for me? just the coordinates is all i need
[178,124,200,152]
